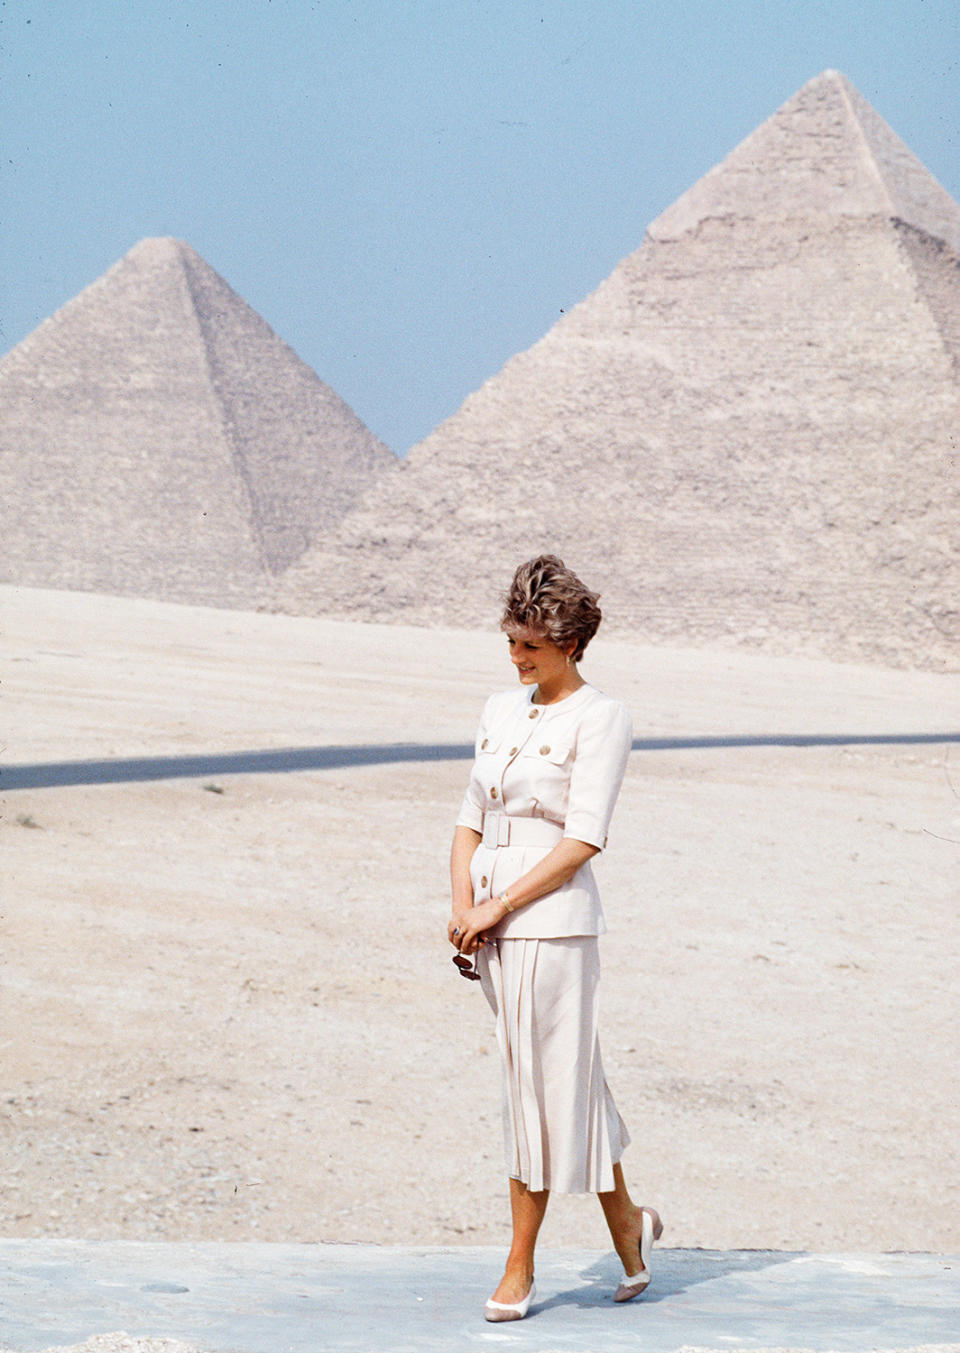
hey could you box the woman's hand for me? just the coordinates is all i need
[448,897,506,954]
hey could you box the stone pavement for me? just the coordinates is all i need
[1,1241,958,1353]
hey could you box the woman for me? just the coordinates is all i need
[448,555,662,1322]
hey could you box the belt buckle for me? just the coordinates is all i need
[482,814,497,850]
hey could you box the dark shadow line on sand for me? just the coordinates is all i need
[3,732,959,791]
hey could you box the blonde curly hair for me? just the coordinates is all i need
[500,555,602,662]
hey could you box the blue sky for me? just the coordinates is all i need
[2,0,958,454]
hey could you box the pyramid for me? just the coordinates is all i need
[278,72,960,671]
[0,238,393,607]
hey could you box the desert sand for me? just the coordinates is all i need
[3,583,959,1283]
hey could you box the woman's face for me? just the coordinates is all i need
[504,623,572,689]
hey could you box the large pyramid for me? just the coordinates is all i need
[278,71,960,670]
[0,238,393,607]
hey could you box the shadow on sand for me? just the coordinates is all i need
[535,1247,797,1312]
[3,732,959,791]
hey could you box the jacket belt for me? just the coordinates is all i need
[481,812,564,850]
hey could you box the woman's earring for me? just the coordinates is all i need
[566,653,572,667]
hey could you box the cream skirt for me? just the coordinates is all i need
[478,936,630,1194]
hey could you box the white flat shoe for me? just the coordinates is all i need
[484,1280,536,1322]
[614,1207,662,1302]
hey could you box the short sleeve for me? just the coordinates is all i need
[454,695,494,833]
[562,697,633,849]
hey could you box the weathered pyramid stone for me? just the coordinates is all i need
[0,238,393,607]
[278,71,960,671]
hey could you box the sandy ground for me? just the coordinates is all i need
[3,584,959,1288]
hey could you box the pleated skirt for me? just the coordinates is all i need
[478,936,630,1194]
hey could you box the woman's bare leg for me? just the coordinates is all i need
[598,1162,661,1276]
[489,1178,549,1302]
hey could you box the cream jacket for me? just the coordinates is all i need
[456,683,633,938]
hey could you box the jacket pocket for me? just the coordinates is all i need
[521,740,571,766]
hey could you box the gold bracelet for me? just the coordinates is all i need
[500,892,516,913]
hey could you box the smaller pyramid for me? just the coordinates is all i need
[0,238,393,607]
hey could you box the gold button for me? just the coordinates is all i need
[490,787,498,799]
[540,745,551,755]
[480,875,488,888]
[509,746,518,756]
[481,738,489,750]
[528,710,538,719]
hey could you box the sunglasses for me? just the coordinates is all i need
[452,952,482,981]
